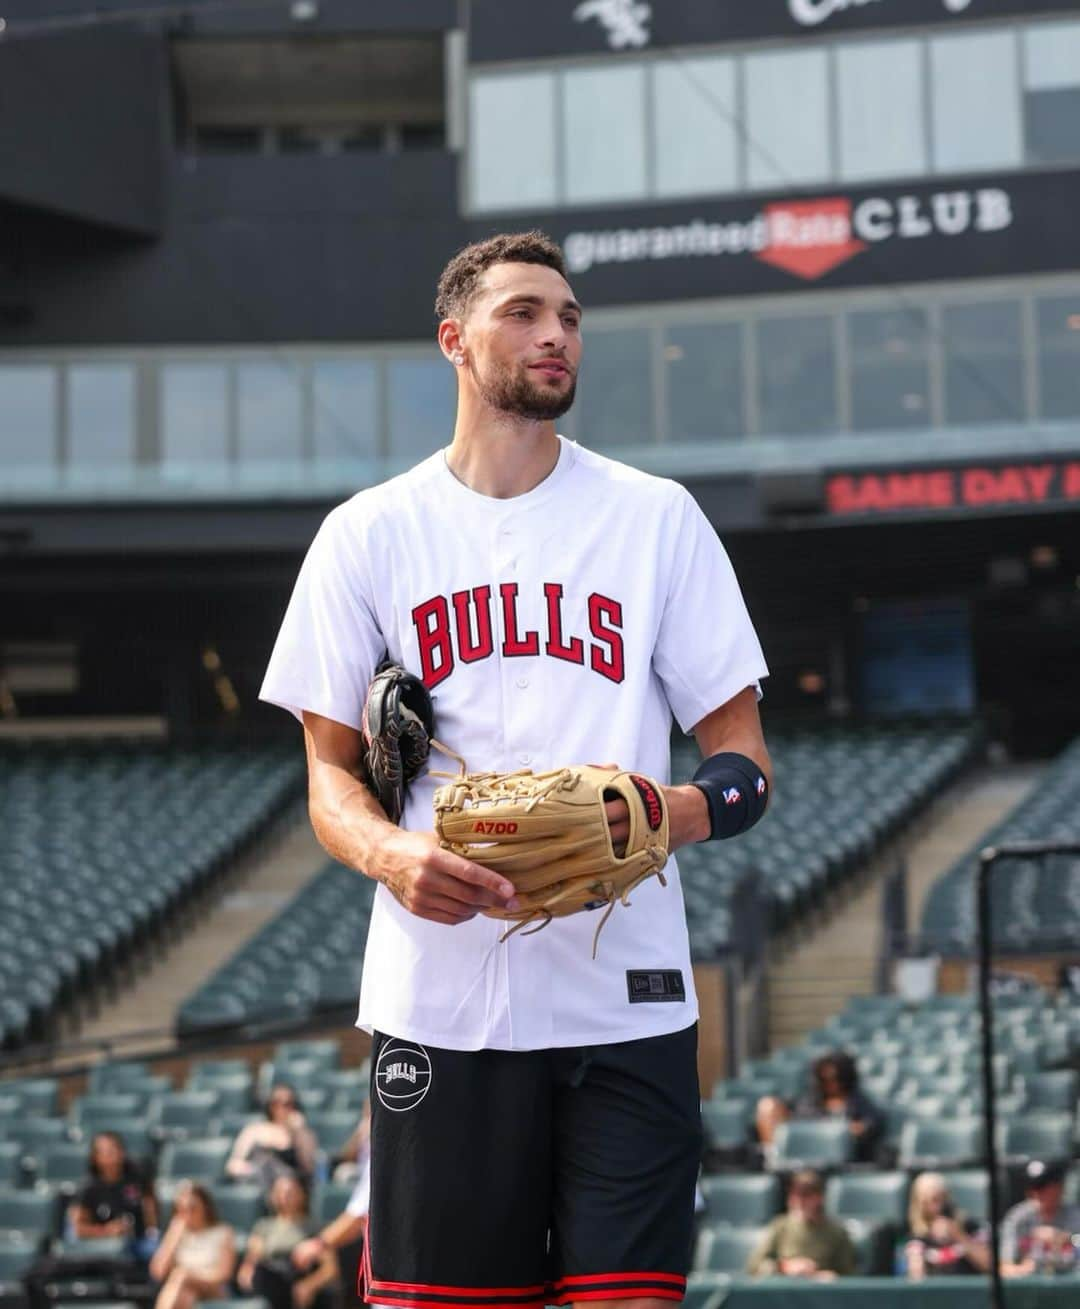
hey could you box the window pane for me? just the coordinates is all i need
[0,366,57,466]
[757,316,837,436]
[943,301,1024,426]
[745,50,829,190]
[665,323,744,442]
[161,363,229,467]
[312,359,378,459]
[931,32,1021,173]
[578,329,652,448]
[837,41,926,182]
[237,363,303,460]
[849,307,931,431]
[470,73,556,211]
[387,357,454,459]
[563,66,646,204]
[1036,294,1080,420]
[652,57,738,198]
[1023,22,1080,166]
[68,364,135,465]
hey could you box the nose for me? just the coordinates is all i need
[535,311,568,353]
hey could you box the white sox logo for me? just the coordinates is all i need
[375,1040,432,1112]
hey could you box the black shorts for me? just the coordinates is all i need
[362,1024,701,1308]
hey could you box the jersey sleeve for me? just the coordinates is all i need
[652,486,769,734]
[259,503,385,729]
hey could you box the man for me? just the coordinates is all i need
[747,1171,856,1280]
[1001,1159,1080,1276]
[260,231,771,1307]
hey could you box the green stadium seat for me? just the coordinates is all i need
[683,1272,730,1309]
[1018,1070,1078,1113]
[87,1063,153,1094]
[212,1113,262,1139]
[69,1093,145,1129]
[0,1235,39,1284]
[307,1112,358,1157]
[34,1143,90,1192]
[770,1119,853,1172]
[898,1118,984,1171]
[311,1181,356,1227]
[701,1100,752,1154]
[150,1091,222,1142]
[0,1185,59,1238]
[699,1175,781,1227]
[157,1137,233,1184]
[693,1224,762,1274]
[826,1171,909,1225]
[997,1114,1074,1165]
[209,1185,265,1234]
[4,1080,59,1118]
[0,1144,21,1188]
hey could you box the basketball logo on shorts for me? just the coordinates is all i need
[375,1040,432,1112]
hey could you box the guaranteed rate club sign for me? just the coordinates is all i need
[824,456,1080,519]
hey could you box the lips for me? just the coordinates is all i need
[529,361,570,380]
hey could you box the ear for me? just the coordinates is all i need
[438,319,466,367]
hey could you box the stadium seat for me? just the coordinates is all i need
[311,1181,355,1226]
[157,1137,232,1184]
[683,1272,729,1309]
[0,1186,59,1238]
[0,1235,39,1284]
[149,1091,222,1142]
[3,1080,59,1118]
[0,1145,21,1188]
[701,1100,752,1155]
[87,1063,153,1094]
[939,1169,991,1222]
[826,1171,909,1225]
[33,1144,90,1193]
[69,1093,145,1130]
[209,1185,265,1234]
[307,1112,359,1158]
[770,1119,853,1172]
[898,1118,984,1170]
[1018,1070,1078,1113]
[699,1175,781,1227]
[693,1225,762,1274]
[997,1114,1074,1165]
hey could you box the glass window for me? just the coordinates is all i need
[942,300,1024,426]
[0,366,57,466]
[744,50,830,190]
[313,359,379,460]
[848,307,931,431]
[931,32,1022,173]
[469,72,557,212]
[756,315,837,436]
[161,363,229,467]
[1022,22,1080,166]
[837,41,926,183]
[387,357,454,459]
[563,66,646,204]
[577,329,653,449]
[68,364,135,466]
[664,322,744,442]
[236,363,303,460]
[652,57,739,199]
[1036,294,1080,420]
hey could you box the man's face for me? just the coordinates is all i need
[459,262,583,421]
[789,1185,825,1221]
[1031,1180,1063,1214]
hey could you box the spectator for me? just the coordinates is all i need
[236,1175,337,1309]
[1001,1160,1080,1277]
[70,1131,158,1256]
[756,1051,883,1164]
[149,1182,236,1309]
[747,1169,856,1280]
[225,1083,318,1190]
[902,1171,990,1278]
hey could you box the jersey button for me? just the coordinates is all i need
[515,677,529,689]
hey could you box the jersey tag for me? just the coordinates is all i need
[626,969,686,1003]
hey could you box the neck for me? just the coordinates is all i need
[446,394,561,499]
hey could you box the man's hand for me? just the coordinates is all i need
[291,1238,325,1270]
[779,1256,818,1278]
[369,825,519,925]
[599,769,709,855]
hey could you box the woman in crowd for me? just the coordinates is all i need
[225,1083,318,1190]
[69,1130,158,1254]
[236,1174,338,1309]
[149,1182,236,1309]
[756,1050,884,1164]
[902,1171,990,1278]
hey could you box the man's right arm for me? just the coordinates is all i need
[302,710,518,925]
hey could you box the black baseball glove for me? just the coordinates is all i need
[358,658,435,824]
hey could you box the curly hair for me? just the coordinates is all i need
[435,231,568,322]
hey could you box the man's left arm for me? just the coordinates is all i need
[605,686,770,852]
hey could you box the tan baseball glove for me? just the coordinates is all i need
[432,763,670,956]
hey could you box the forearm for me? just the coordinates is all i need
[319,1212,366,1251]
[307,754,396,882]
[297,1254,338,1295]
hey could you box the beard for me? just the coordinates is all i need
[476,358,577,421]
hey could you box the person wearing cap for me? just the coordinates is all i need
[747,1170,856,1280]
[1001,1160,1080,1277]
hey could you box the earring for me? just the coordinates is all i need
[453,354,464,365]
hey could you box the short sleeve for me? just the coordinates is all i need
[259,503,386,729]
[653,487,769,734]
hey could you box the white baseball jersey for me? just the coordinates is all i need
[260,436,768,1052]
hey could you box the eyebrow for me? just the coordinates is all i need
[498,293,583,317]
